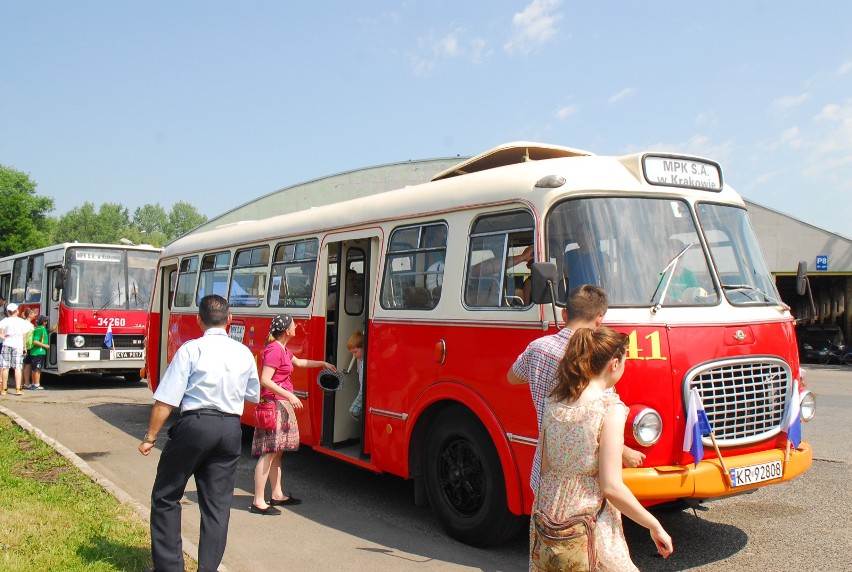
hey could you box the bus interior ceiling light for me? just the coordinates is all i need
[535,175,566,188]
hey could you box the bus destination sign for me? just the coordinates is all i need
[75,250,123,263]
[643,155,722,191]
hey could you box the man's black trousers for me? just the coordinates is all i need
[150,410,242,572]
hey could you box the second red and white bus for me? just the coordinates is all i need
[0,243,160,380]
[145,142,814,546]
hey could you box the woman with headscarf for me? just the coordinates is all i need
[250,314,336,515]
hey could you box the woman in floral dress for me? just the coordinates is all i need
[531,327,673,571]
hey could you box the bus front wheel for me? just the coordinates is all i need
[422,406,524,547]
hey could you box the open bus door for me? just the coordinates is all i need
[317,234,376,463]
[46,266,63,372]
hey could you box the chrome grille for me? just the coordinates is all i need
[65,334,145,350]
[685,357,791,446]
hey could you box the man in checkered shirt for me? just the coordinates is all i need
[507,284,645,494]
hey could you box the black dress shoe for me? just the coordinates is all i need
[269,496,302,506]
[249,503,282,515]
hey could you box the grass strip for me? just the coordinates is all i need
[0,413,197,571]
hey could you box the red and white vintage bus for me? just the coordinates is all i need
[0,243,160,380]
[145,142,814,546]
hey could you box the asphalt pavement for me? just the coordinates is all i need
[1,366,851,571]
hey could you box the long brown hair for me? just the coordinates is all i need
[550,327,628,402]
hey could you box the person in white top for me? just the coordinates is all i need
[0,303,35,396]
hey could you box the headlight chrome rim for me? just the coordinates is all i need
[799,390,816,422]
[632,408,663,446]
[72,335,85,348]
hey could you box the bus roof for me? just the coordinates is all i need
[0,242,161,262]
[431,141,593,181]
[164,142,741,258]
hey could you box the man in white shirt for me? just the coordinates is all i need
[138,294,260,572]
[0,303,35,396]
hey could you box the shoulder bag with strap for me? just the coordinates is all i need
[530,499,607,572]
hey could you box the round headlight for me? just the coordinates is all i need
[799,390,816,422]
[633,408,663,446]
[72,335,85,348]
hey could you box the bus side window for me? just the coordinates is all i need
[229,245,269,308]
[197,251,231,305]
[269,239,318,309]
[464,210,534,309]
[174,256,199,307]
[25,254,44,303]
[380,222,446,311]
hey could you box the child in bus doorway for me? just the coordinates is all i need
[28,316,49,390]
[250,314,336,515]
[347,331,365,419]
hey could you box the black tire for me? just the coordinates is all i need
[123,371,142,383]
[422,405,524,547]
[819,353,832,365]
[843,353,852,366]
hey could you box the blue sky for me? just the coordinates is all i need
[2,1,850,237]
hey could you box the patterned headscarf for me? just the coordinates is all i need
[270,314,293,334]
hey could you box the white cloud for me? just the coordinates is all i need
[770,93,810,113]
[468,38,492,64]
[554,104,578,119]
[410,28,493,75]
[608,88,636,103]
[838,61,852,75]
[779,126,804,149]
[639,134,734,165]
[504,0,563,55]
[694,111,717,127]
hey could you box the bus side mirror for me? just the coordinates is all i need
[796,261,807,296]
[795,260,817,323]
[530,262,558,305]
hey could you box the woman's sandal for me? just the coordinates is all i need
[249,503,282,515]
[269,495,302,506]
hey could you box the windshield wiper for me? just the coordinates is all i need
[722,283,789,309]
[93,284,122,316]
[650,242,694,314]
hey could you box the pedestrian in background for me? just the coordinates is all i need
[27,315,49,390]
[0,303,35,396]
[21,308,37,389]
[138,294,260,571]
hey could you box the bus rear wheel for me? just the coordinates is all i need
[422,406,524,547]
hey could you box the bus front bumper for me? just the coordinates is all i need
[624,440,813,501]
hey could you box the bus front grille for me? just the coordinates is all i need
[65,334,145,350]
[685,357,791,447]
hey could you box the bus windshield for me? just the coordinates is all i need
[63,248,159,310]
[547,197,719,307]
[696,203,780,306]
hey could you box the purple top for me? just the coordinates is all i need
[260,341,294,400]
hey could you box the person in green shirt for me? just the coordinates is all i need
[28,315,49,390]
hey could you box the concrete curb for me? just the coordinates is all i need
[0,403,230,572]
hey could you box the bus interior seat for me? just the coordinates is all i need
[403,286,432,309]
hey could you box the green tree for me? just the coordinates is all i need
[168,201,207,238]
[133,203,169,235]
[53,202,131,244]
[0,164,55,256]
